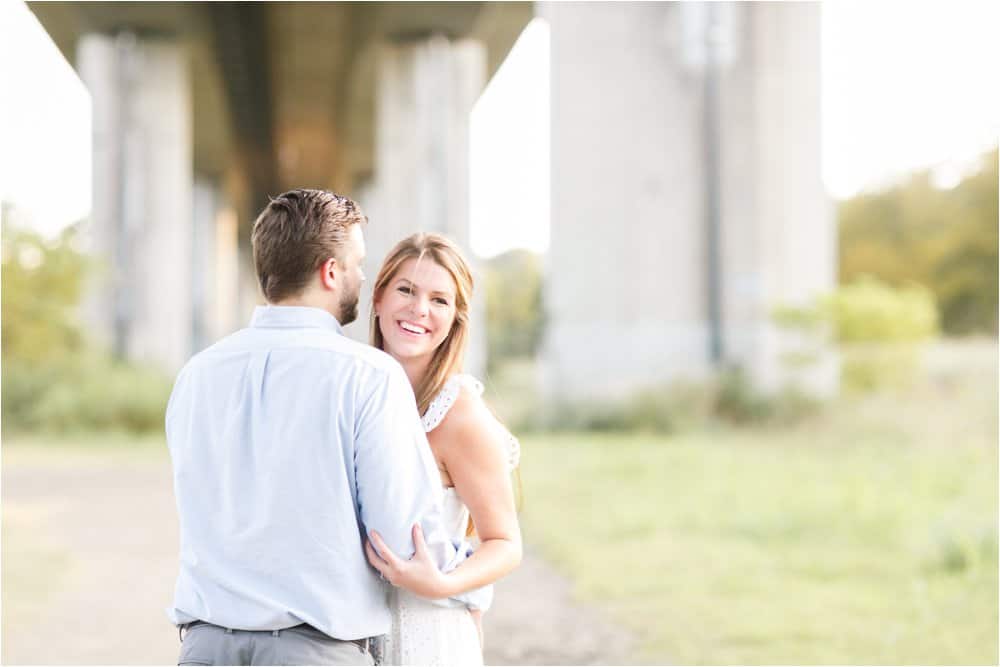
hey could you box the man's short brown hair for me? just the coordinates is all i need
[251,189,367,303]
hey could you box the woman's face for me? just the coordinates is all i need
[375,257,458,364]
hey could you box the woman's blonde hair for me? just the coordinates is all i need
[370,233,474,416]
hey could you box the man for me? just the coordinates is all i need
[166,189,485,665]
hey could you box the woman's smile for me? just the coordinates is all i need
[397,319,431,336]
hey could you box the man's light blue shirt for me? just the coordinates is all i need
[165,305,489,640]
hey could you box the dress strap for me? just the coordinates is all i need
[421,374,481,433]
[421,374,520,471]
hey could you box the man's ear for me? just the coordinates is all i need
[319,257,337,291]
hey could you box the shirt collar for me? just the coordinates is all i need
[250,305,344,335]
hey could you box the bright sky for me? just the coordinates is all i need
[1,1,997,253]
[821,1,1000,197]
[0,0,91,236]
[470,19,551,259]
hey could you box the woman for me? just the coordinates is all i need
[364,233,522,665]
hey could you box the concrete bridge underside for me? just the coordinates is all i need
[28,1,835,399]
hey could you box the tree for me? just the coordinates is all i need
[1,213,88,365]
[1,211,171,434]
[838,147,998,334]
[484,249,545,368]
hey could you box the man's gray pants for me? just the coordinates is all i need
[177,621,376,666]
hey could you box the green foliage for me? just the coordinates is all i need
[838,147,998,334]
[923,522,998,575]
[541,384,710,434]
[775,277,939,392]
[3,355,172,434]
[1,222,89,365]
[712,367,820,425]
[775,272,939,344]
[484,249,544,369]
[515,369,817,434]
[824,276,939,343]
[1,220,171,435]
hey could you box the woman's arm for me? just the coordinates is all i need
[365,387,522,598]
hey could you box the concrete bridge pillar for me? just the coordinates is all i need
[540,2,834,399]
[718,2,837,395]
[349,35,487,375]
[192,176,244,353]
[78,32,194,372]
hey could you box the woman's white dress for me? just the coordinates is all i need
[382,374,520,666]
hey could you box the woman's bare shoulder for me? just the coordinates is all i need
[433,382,508,456]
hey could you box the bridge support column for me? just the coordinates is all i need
[353,35,487,375]
[721,3,838,396]
[540,2,835,400]
[78,32,194,372]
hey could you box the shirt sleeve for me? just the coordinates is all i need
[164,362,190,454]
[353,363,492,611]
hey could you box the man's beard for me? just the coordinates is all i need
[338,289,360,325]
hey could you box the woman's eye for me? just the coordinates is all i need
[433,298,449,306]
[397,286,412,295]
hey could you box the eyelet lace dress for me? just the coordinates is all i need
[382,374,520,666]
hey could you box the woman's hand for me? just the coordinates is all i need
[365,523,453,599]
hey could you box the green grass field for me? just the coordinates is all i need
[516,342,998,664]
[4,341,996,664]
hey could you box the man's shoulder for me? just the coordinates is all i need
[328,335,405,376]
[177,326,251,373]
[180,326,404,379]
[289,329,402,372]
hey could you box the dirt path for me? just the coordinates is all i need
[484,547,636,665]
[2,450,635,665]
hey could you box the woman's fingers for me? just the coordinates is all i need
[364,539,380,566]
[366,540,400,586]
[369,530,403,568]
[367,527,446,596]
[365,541,388,572]
[411,523,427,556]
